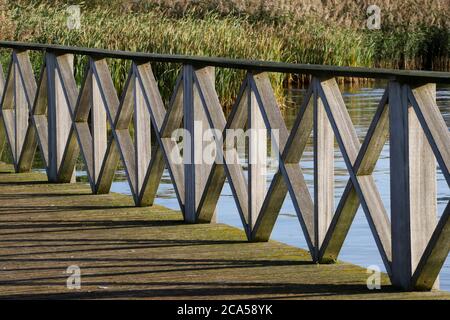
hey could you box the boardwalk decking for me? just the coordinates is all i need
[0,162,448,300]
[0,42,449,292]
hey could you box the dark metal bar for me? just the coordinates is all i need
[1,41,449,83]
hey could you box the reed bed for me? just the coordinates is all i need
[0,0,448,107]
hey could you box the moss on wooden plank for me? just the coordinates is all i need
[0,162,448,300]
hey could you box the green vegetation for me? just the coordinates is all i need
[0,0,448,106]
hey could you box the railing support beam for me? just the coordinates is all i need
[46,53,76,183]
[313,78,334,260]
[389,81,438,290]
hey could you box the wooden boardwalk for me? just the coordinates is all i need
[0,163,448,300]
[0,42,449,291]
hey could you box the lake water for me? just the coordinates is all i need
[74,81,449,291]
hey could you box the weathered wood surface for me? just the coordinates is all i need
[2,40,450,84]
[0,162,448,300]
[0,47,448,291]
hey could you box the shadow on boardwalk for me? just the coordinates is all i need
[0,163,448,300]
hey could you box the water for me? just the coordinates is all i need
[96,81,449,291]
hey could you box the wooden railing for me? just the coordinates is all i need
[0,41,449,291]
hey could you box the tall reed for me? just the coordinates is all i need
[1,1,448,107]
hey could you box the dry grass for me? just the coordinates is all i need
[1,0,448,106]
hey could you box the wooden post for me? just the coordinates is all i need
[248,75,267,231]
[313,78,334,260]
[46,53,75,183]
[0,64,5,159]
[134,70,152,194]
[136,63,184,207]
[183,65,218,224]
[318,88,392,268]
[409,83,450,290]
[13,51,29,172]
[389,81,437,290]
[183,64,196,223]
[91,63,107,185]
[194,67,217,223]
[15,51,38,173]
[249,79,315,256]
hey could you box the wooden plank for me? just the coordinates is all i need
[13,51,29,170]
[46,53,77,182]
[0,64,5,159]
[105,69,138,200]
[157,73,185,211]
[248,77,267,230]
[57,126,79,183]
[72,67,95,186]
[134,61,168,206]
[387,82,440,290]
[252,166,282,238]
[16,51,38,172]
[93,60,120,122]
[314,78,334,254]
[0,116,5,160]
[250,73,313,251]
[116,129,137,195]
[0,161,449,300]
[319,90,389,263]
[193,72,213,214]
[30,66,49,167]
[356,175,392,269]
[319,180,359,263]
[134,73,152,193]
[317,79,392,271]
[107,66,140,205]
[281,87,315,248]
[3,40,450,85]
[75,122,94,179]
[318,78,359,164]
[114,69,135,130]
[389,81,413,290]
[92,59,121,194]
[56,55,78,115]
[194,70,255,229]
[136,63,165,130]
[74,68,92,122]
[138,144,164,206]
[193,67,221,222]
[55,54,79,183]
[357,91,390,175]
[187,73,249,229]
[413,201,449,290]
[250,73,289,151]
[408,83,449,290]
[221,78,250,230]
[17,121,38,172]
[408,84,450,185]
[0,59,16,164]
[160,73,184,138]
[183,65,196,223]
[96,138,120,195]
[0,58,14,111]
[54,63,71,170]
[91,61,107,183]
[408,103,437,287]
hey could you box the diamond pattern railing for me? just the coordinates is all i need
[0,47,448,291]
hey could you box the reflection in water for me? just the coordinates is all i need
[105,81,450,291]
